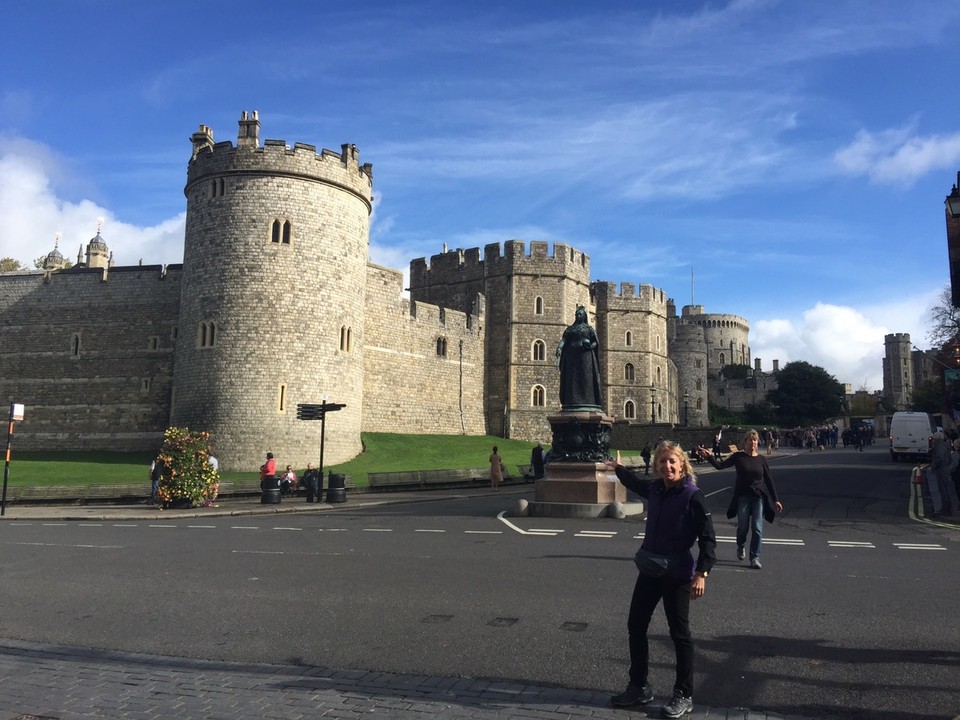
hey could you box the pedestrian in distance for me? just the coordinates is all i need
[531,442,546,480]
[280,464,297,494]
[640,442,652,476]
[148,455,162,505]
[489,446,503,492]
[606,442,716,717]
[926,432,953,518]
[259,452,277,490]
[698,429,782,569]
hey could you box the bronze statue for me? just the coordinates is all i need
[556,305,603,412]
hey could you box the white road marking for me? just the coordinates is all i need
[828,541,875,548]
[465,530,502,534]
[893,543,946,551]
[362,528,393,532]
[147,524,178,528]
[575,530,617,538]
[415,529,446,533]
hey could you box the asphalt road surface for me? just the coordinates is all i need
[1,444,956,720]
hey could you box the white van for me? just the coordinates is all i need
[889,411,936,462]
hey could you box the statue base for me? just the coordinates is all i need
[534,462,625,504]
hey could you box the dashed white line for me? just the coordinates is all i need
[148,524,178,528]
[230,526,260,530]
[273,527,302,531]
[575,530,617,538]
[414,529,446,533]
[893,543,946,551]
[188,525,216,529]
[828,541,875,548]
[465,530,503,534]
[362,528,393,532]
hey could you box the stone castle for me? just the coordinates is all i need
[0,111,758,471]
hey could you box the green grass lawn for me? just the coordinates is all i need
[2,433,564,488]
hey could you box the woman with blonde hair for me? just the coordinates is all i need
[699,428,782,568]
[607,441,716,717]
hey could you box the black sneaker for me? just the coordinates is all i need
[737,545,746,561]
[662,690,693,717]
[611,683,654,707]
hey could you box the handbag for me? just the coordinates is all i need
[634,547,671,577]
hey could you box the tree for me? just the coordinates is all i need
[0,257,26,272]
[721,363,752,380]
[910,378,943,415]
[927,285,960,349]
[768,361,844,426]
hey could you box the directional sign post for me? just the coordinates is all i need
[296,400,346,482]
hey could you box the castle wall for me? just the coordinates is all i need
[0,266,181,450]
[410,240,591,440]
[362,264,486,435]
[173,113,373,471]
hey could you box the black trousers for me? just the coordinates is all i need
[627,573,694,697]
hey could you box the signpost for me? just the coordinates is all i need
[296,400,346,481]
[1,403,25,517]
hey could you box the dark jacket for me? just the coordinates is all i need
[615,465,716,580]
[706,451,778,523]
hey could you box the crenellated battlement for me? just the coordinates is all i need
[409,239,590,289]
[186,111,373,207]
[884,332,911,343]
[593,280,668,311]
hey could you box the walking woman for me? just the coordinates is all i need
[699,429,782,569]
[607,442,716,717]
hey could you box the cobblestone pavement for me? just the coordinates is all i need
[0,639,816,720]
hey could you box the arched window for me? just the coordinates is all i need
[532,385,545,407]
[198,321,217,349]
[657,402,662,420]
[532,339,546,361]
[624,400,636,419]
[696,398,703,410]
[340,326,352,352]
[719,352,726,365]
[695,378,702,390]
[278,384,287,412]
[282,220,292,244]
[656,366,661,384]
[271,220,281,244]
[437,337,448,357]
[624,363,635,381]
[625,331,632,347]
[71,334,81,356]
[534,296,543,315]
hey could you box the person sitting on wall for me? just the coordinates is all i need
[280,464,298,494]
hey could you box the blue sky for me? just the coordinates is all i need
[2,0,959,392]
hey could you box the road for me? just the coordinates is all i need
[0,444,956,720]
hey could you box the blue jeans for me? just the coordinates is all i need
[736,494,764,561]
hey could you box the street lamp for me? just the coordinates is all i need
[650,383,656,425]
[683,391,690,427]
[946,170,960,307]
[946,171,960,219]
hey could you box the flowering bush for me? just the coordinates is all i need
[155,427,219,508]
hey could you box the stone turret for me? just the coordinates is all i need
[173,110,374,471]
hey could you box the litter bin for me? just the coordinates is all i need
[261,476,282,504]
[327,472,347,503]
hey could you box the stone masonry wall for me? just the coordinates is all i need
[0,266,181,450]
[362,264,485,435]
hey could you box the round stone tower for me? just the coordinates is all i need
[172,111,374,471]
[671,322,709,427]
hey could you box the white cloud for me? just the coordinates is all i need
[834,124,960,186]
[0,137,184,267]
[752,296,938,392]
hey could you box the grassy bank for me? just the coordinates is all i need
[2,434,556,488]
